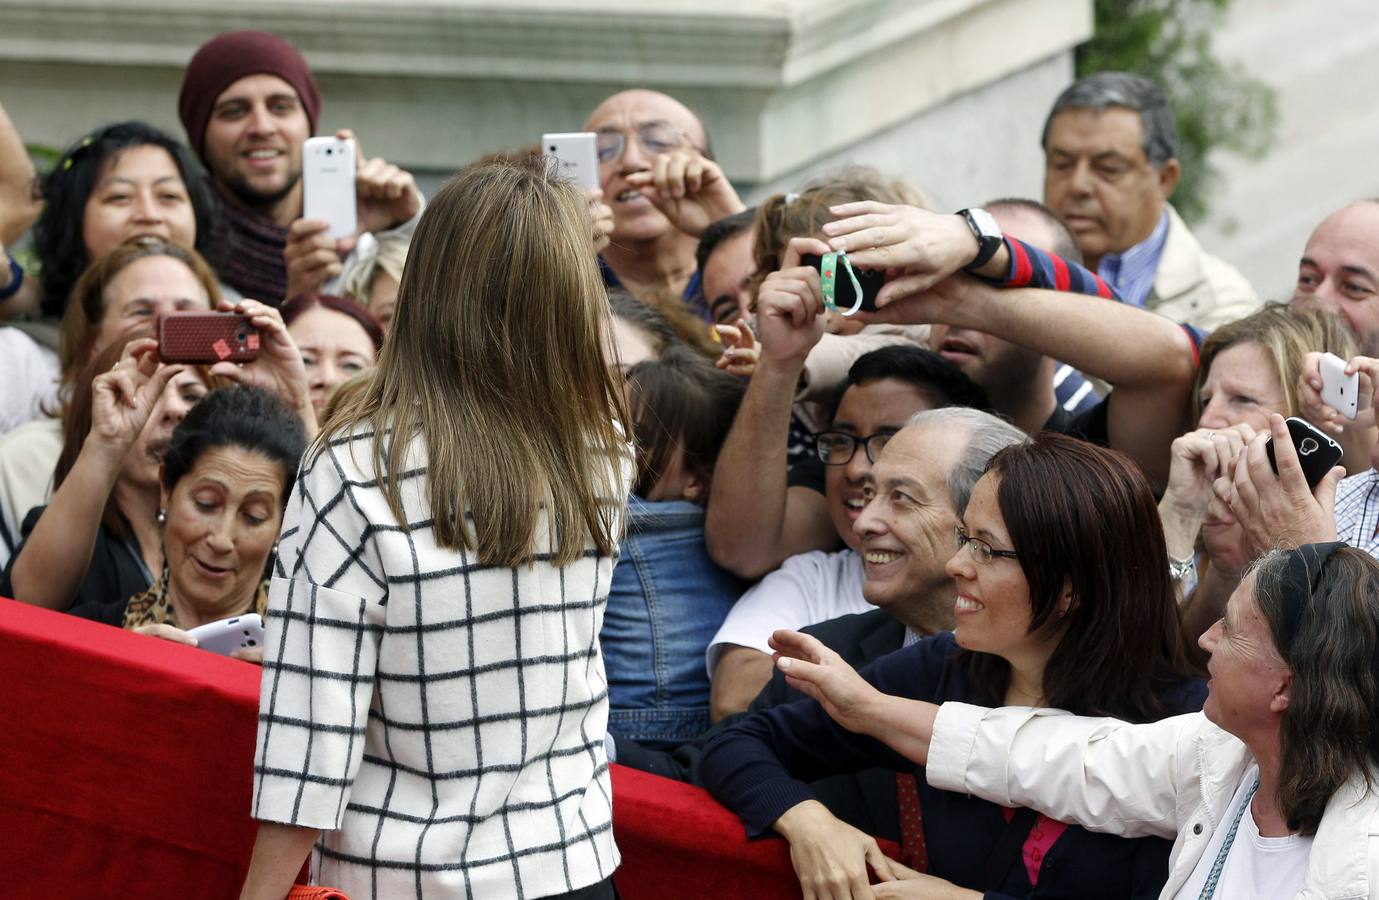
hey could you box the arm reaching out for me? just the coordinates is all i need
[704,237,840,577]
[771,630,939,767]
[862,276,1196,488]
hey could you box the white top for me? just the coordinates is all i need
[0,416,62,567]
[1174,766,1313,900]
[928,704,1379,898]
[0,329,59,435]
[253,427,629,900]
[705,548,869,675]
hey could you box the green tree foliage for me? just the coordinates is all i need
[1077,0,1277,223]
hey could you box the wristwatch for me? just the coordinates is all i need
[957,207,1003,272]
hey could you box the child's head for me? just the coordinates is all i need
[626,346,746,502]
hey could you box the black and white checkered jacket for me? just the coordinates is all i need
[252,428,628,900]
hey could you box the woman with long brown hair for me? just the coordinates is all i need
[240,160,631,900]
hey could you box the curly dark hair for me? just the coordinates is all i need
[32,121,222,319]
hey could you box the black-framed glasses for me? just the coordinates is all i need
[954,526,1019,565]
[596,123,691,163]
[814,430,896,466]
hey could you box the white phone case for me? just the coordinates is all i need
[302,136,357,240]
[186,613,265,657]
[1320,351,1359,420]
[542,132,600,191]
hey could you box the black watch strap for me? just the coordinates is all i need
[958,207,1003,272]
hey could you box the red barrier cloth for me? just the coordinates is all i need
[0,597,262,899]
[0,596,895,899]
[610,765,900,899]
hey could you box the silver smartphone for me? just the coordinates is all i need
[302,136,358,240]
[542,132,600,191]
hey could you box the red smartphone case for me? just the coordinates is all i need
[158,312,260,364]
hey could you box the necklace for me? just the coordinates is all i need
[1197,777,1260,899]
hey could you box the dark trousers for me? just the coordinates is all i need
[540,875,619,900]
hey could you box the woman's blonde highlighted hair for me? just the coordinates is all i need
[1194,303,1357,422]
[321,160,629,567]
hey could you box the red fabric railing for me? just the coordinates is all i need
[0,597,875,899]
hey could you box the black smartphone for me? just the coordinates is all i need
[800,254,886,314]
[1266,416,1343,490]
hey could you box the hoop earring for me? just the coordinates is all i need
[156,508,167,525]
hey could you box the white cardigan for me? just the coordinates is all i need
[927,704,1379,899]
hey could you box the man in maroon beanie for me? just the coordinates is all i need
[179,29,421,304]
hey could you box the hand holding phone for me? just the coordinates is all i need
[158,312,260,364]
[543,132,600,191]
[1265,416,1344,491]
[185,613,265,657]
[1320,352,1360,420]
[800,254,886,315]
[303,136,358,239]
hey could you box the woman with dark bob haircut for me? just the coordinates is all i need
[33,121,223,318]
[701,432,1205,900]
[122,387,306,661]
[772,542,1379,898]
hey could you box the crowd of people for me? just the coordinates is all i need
[1,26,1378,900]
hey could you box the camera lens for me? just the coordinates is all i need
[326,147,333,155]
[549,145,556,152]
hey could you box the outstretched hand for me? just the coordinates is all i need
[771,629,882,736]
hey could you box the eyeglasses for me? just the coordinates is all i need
[814,431,896,466]
[596,123,692,164]
[954,526,1019,565]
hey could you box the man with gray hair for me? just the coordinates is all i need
[705,407,1025,720]
[1042,71,1257,329]
[612,408,1026,841]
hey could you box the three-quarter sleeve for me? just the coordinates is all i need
[252,443,388,831]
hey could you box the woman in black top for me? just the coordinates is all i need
[701,434,1205,900]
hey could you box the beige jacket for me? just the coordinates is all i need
[928,703,1379,899]
[1148,204,1259,331]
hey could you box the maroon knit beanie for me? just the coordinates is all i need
[178,30,322,164]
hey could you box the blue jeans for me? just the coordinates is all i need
[602,496,746,748]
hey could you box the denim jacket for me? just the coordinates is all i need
[603,496,746,748]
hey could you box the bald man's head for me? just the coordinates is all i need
[584,89,712,246]
[1294,200,1379,355]
[583,89,709,151]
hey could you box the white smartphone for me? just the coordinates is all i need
[302,136,357,240]
[1320,351,1359,420]
[542,132,600,191]
[186,613,265,658]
